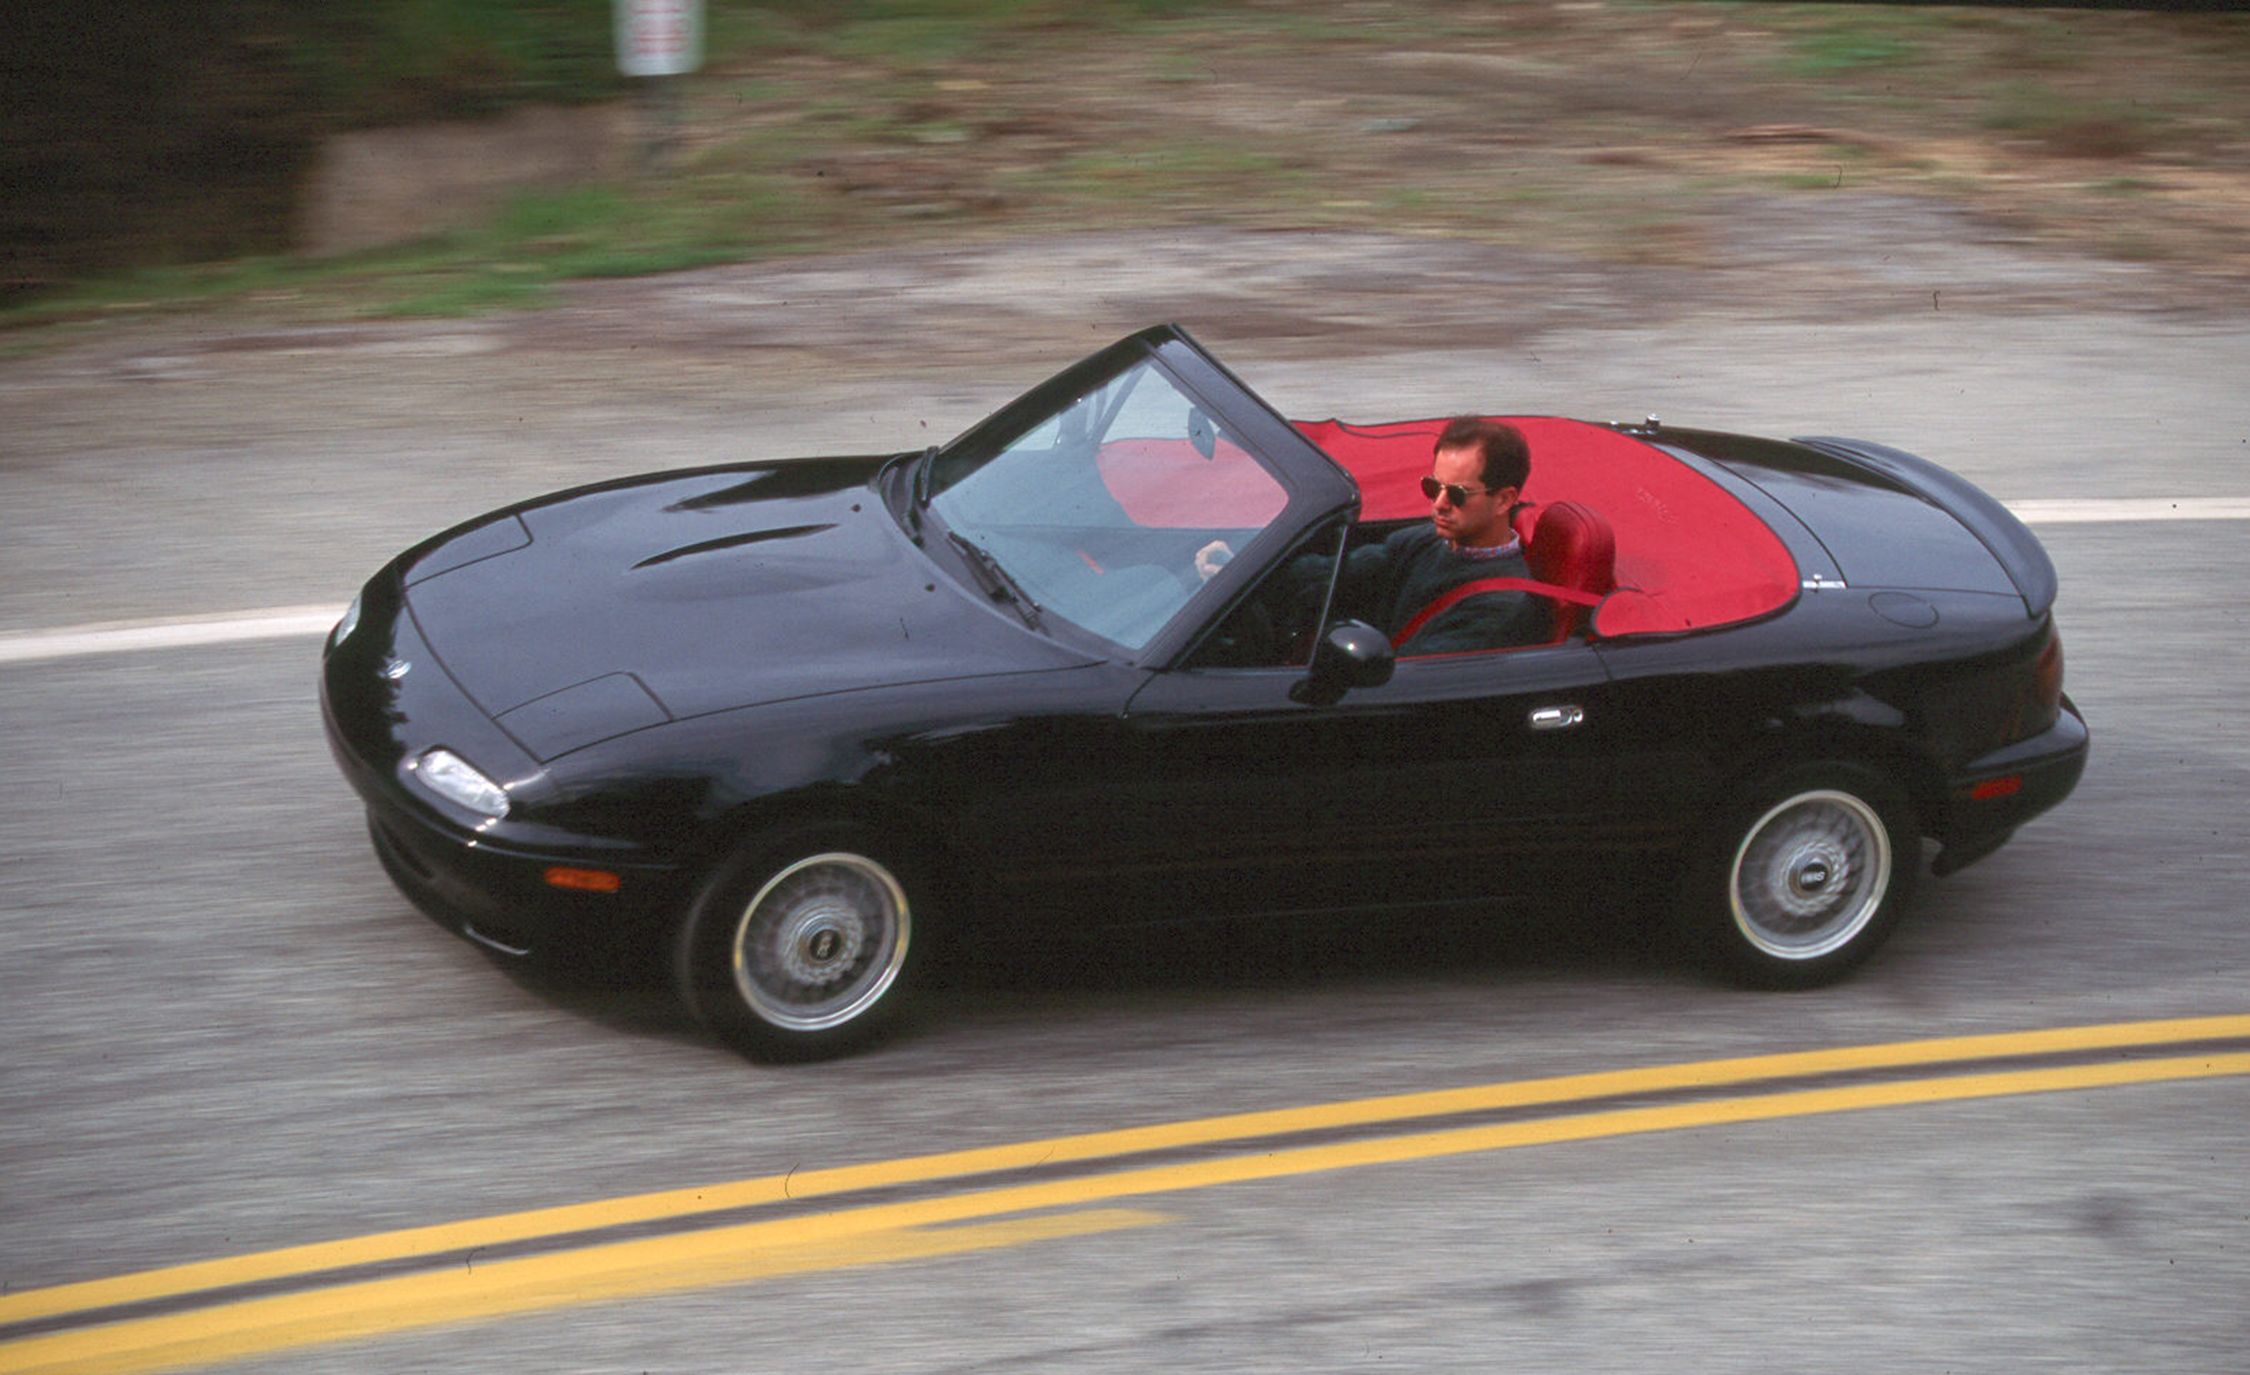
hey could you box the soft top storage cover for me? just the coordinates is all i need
[1294,416,1800,636]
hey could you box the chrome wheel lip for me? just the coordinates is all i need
[1728,789,1891,961]
[730,852,911,1032]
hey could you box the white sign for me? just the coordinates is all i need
[615,0,704,77]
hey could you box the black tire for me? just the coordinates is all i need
[674,828,924,1062]
[1680,761,1918,989]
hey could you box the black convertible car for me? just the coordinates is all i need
[322,325,2086,1061]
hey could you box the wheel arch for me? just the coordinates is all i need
[1730,713,1947,845]
[674,783,977,920]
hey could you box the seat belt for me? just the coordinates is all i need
[1390,576,1606,649]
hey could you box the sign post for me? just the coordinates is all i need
[614,0,705,168]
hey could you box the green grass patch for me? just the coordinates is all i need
[810,15,995,67]
[426,176,825,279]
[1,255,325,329]
[2,174,833,328]
[1780,18,1924,77]
[382,274,556,317]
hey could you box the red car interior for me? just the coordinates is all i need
[1301,415,1797,638]
[1094,415,1800,643]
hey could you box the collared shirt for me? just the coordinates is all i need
[1451,534,1523,562]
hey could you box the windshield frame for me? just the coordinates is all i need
[908,326,1358,669]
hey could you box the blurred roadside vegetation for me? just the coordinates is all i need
[7,1,2248,329]
[5,0,627,298]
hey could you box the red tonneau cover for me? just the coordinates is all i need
[1293,416,1799,635]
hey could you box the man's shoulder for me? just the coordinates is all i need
[1383,523,1444,558]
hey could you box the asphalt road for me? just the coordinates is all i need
[2,268,2247,1373]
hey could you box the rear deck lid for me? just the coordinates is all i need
[1663,430,2027,605]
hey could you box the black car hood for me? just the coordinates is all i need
[398,456,1093,760]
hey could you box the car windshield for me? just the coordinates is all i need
[926,357,1289,651]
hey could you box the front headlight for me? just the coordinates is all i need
[412,747,511,818]
[328,593,362,653]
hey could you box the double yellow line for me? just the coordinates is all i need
[7,1014,2248,1375]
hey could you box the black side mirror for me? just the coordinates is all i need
[1292,619,1395,705]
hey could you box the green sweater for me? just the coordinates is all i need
[1346,525,1550,654]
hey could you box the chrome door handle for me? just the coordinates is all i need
[1529,705,1584,731]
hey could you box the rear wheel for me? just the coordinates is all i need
[675,830,923,1062]
[1682,762,1917,988]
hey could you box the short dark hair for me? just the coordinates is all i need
[1435,416,1530,493]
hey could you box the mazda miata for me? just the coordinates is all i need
[321,325,2087,1061]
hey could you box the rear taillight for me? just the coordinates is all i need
[2002,629,2065,744]
[2033,631,2064,717]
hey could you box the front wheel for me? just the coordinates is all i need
[1681,762,1917,989]
[676,832,923,1062]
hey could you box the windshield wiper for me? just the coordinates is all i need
[945,530,1042,628]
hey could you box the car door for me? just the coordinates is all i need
[1112,640,1631,924]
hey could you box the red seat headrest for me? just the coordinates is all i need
[1512,502,1540,547]
[1527,501,1617,640]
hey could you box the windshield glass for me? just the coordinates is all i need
[927,357,1289,650]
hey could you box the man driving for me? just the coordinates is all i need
[1200,415,1548,655]
[1360,415,1548,652]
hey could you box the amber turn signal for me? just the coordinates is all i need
[543,866,623,893]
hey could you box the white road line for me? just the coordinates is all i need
[0,606,343,665]
[0,498,2244,666]
[2008,497,2250,524]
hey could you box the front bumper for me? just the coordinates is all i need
[1932,693,2089,876]
[365,801,677,960]
[322,576,681,961]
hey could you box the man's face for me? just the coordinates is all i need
[1429,444,1517,548]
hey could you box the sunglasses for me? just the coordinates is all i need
[1421,475,1495,506]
